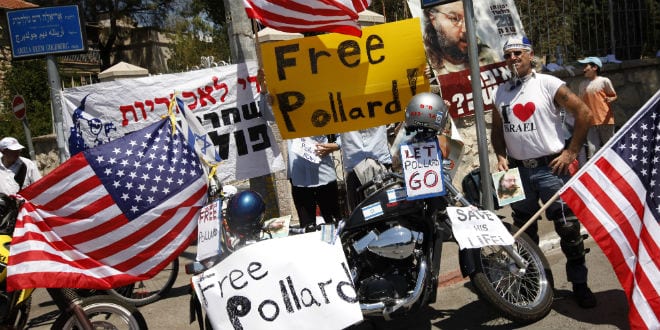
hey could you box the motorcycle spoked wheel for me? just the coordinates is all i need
[53,295,148,330]
[469,223,554,324]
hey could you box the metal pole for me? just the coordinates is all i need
[608,0,615,56]
[21,118,35,160]
[46,54,67,163]
[462,0,494,210]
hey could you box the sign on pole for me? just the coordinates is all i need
[12,95,26,120]
[5,5,86,60]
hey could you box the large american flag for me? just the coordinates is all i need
[559,91,660,329]
[7,119,207,291]
[244,0,371,37]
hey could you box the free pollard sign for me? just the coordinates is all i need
[260,18,429,139]
[6,5,86,59]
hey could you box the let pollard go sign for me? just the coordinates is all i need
[261,18,429,139]
[192,232,362,330]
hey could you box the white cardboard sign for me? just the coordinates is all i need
[192,232,363,330]
[196,200,222,261]
[447,207,515,249]
[289,137,322,164]
[400,140,445,200]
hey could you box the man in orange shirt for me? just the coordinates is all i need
[577,57,618,159]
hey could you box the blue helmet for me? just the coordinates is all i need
[226,190,266,236]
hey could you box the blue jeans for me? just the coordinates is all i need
[511,165,588,284]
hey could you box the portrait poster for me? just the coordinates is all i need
[492,168,526,206]
[407,0,526,118]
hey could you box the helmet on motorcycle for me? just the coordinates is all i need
[225,190,266,236]
[404,93,448,132]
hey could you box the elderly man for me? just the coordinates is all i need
[0,137,41,190]
[491,36,597,308]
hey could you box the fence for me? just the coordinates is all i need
[515,0,659,63]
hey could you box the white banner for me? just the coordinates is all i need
[192,232,362,330]
[447,206,515,249]
[60,61,284,182]
[197,200,222,261]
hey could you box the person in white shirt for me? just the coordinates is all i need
[0,137,41,190]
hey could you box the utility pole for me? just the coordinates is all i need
[222,0,286,219]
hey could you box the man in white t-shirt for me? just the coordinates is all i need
[491,36,597,309]
[0,137,41,190]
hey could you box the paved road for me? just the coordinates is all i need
[25,232,629,329]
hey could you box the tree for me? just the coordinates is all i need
[166,2,230,72]
[0,59,53,147]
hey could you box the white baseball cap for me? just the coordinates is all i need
[0,137,25,151]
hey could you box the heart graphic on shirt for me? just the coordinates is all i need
[512,102,536,122]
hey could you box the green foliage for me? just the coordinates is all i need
[0,60,53,147]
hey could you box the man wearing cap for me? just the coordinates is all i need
[577,56,618,158]
[0,137,41,190]
[491,36,598,308]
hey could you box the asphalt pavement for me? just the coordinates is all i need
[24,210,630,329]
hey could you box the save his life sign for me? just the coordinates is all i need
[12,95,26,120]
[446,207,515,249]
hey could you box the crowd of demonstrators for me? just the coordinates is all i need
[0,137,41,193]
[577,56,618,159]
[491,36,597,308]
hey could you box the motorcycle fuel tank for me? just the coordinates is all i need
[362,226,423,259]
[345,183,420,230]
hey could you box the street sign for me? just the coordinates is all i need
[12,94,26,120]
[5,5,86,60]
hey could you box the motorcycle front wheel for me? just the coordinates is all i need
[53,295,148,329]
[469,223,554,324]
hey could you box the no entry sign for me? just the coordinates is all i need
[12,95,26,120]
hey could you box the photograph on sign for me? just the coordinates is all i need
[400,139,445,200]
[6,5,86,59]
[492,167,526,206]
[446,206,515,249]
[260,19,429,139]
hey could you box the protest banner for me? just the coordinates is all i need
[407,0,525,118]
[260,18,429,139]
[446,207,515,249]
[197,200,222,261]
[192,232,362,330]
[61,61,284,182]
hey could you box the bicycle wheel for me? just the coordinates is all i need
[108,258,179,306]
[53,295,147,330]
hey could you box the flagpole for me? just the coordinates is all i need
[252,20,264,69]
[514,91,660,239]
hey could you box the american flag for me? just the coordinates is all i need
[7,119,207,291]
[243,0,371,37]
[559,91,660,329]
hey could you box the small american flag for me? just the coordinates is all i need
[243,0,371,37]
[559,91,660,329]
[7,118,207,291]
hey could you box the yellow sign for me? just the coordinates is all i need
[261,18,429,139]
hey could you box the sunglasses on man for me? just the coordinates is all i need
[503,50,527,60]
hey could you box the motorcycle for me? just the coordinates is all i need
[0,194,148,329]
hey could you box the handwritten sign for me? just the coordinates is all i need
[261,19,429,139]
[446,207,515,249]
[6,5,86,59]
[290,137,321,164]
[192,232,362,330]
[400,140,445,200]
[197,200,222,261]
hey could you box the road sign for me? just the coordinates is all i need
[12,94,26,120]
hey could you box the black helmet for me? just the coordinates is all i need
[225,190,266,236]
[404,92,448,132]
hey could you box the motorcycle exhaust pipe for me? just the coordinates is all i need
[358,259,428,320]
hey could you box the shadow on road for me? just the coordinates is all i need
[551,288,629,329]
